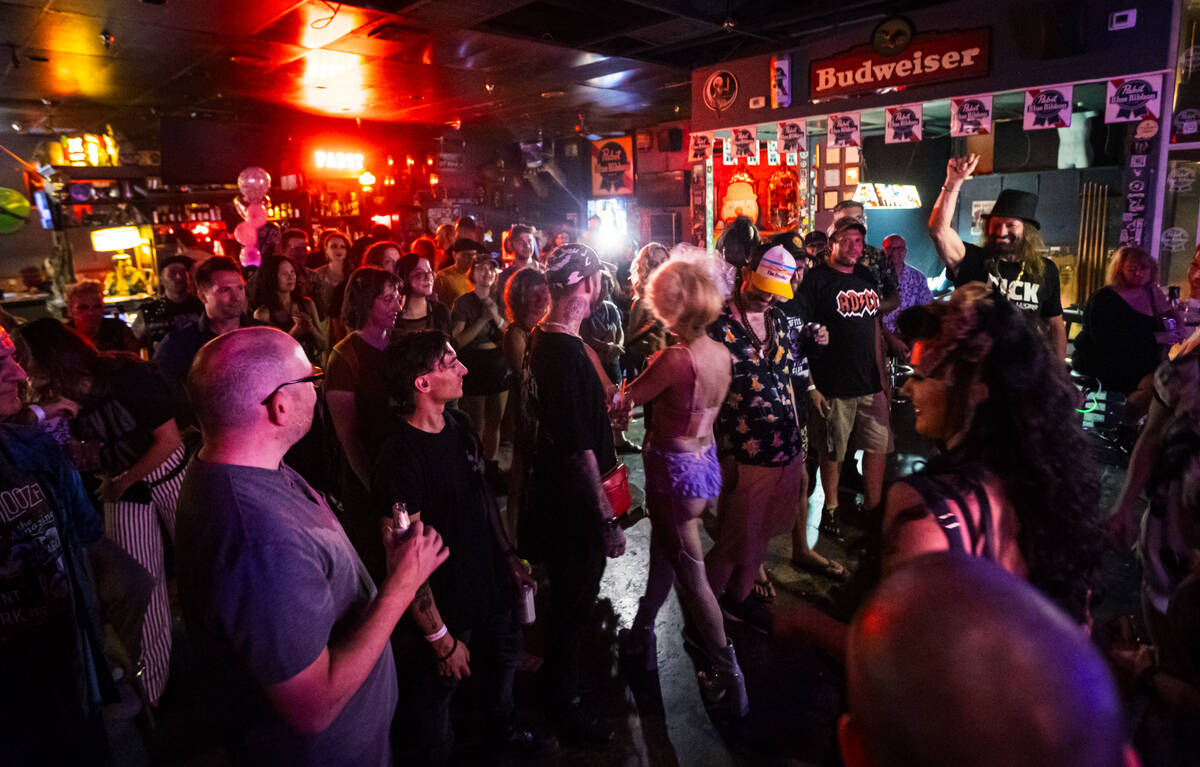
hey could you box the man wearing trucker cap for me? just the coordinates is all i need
[705,244,805,633]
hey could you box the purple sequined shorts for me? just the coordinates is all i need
[642,442,723,501]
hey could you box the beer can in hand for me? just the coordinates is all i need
[392,501,413,542]
[516,583,536,625]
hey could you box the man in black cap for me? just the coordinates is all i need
[803,230,827,264]
[929,154,1066,358]
[133,254,204,354]
[822,200,899,314]
[434,238,481,307]
[520,242,626,744]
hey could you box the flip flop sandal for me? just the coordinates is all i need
[791,555,848,581]
[751,573,777,601]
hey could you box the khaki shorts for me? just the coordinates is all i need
[808,390,893,462]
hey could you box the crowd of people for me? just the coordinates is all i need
[3,155,1200,766]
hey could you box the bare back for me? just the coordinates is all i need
[632,335,731,452]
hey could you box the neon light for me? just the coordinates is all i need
[853,183,922,209]
[313,150,364,172]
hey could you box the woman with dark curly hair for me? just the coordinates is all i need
[777,283,1105,659]
[884,282,1103,622]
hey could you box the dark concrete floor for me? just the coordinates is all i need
[104,393,1140,767]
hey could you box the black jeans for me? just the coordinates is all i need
[392,605,519,766]
[542,520,606,707]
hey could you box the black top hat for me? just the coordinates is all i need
[984,189,1040,230]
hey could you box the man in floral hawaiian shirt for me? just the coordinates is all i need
[705,245,803,633]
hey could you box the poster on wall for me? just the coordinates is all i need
[779,120,805,152]
[1106,74,1163,123]
[689,132,712,162]
[885,104,923,143]
[771,55,791,109]
[950,95,992,136]
[732,127,757,158]
[827,112,861,148]
[1024,85,1073,129]
[591,136,634,196]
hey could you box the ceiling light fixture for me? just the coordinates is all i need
[540,90,565,98]
[484,82,495,94]
[99,30,115,49]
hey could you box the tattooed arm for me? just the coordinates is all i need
[564,449,626,558]
[406,514,471,680]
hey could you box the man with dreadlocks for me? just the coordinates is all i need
[928,154,1067,359]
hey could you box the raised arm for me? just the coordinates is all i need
[928,154,979,274]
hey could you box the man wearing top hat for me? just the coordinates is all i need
[929,154,1067,358]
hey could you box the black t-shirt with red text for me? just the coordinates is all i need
[796,262,882,398]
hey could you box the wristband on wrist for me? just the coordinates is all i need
[424,624,448,643]
[807,384,817,392]
[435,636,459,662]
[28,404,46,423]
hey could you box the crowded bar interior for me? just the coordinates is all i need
[3,1,1200,766]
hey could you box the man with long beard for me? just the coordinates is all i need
[928,154,1066,359]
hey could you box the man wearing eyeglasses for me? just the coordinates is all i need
[176,327,449,766]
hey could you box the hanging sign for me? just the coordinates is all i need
[809,28,989,100]
[1024,85,1072,129]
[827,112,862,148]
[767,141,780,165]
[885,104,923,143]
[590,136,634,196]
[771,55,791,108]
[1106,74,1162,123]
[1173,108,1200,142]
[689,132,712,161]
[731,127,757,158]
[950,95,992,136]
[778,120,806,152]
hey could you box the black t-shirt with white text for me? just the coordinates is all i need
[953,243,1062,318]
[796,262,882,398]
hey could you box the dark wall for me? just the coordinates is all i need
[692,0,1174,131]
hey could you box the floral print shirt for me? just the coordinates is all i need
[708,303,801,466]
[882,264,933,333]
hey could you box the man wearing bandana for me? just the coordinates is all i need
[929,154,1066,359]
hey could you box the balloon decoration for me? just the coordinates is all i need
[0,187,31,234]
[234,166,272,267]
[237,166,271,204]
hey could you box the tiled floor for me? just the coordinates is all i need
[107,394,1139,766]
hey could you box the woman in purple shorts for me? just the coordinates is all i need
[617,259,747,716]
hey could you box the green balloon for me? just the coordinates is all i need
[0,187,31,234]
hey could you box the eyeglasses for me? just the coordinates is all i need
[261,367,324,405]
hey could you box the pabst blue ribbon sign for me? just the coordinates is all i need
[591,136,634,197]
[827,112,861,149]
[1106,75,1162,123]
[886,104,923,143]
[1024,86,1072,130]
[951,95,992,137]
[809,28,988,100]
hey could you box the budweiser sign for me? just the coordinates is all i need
[810,28,989,99]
